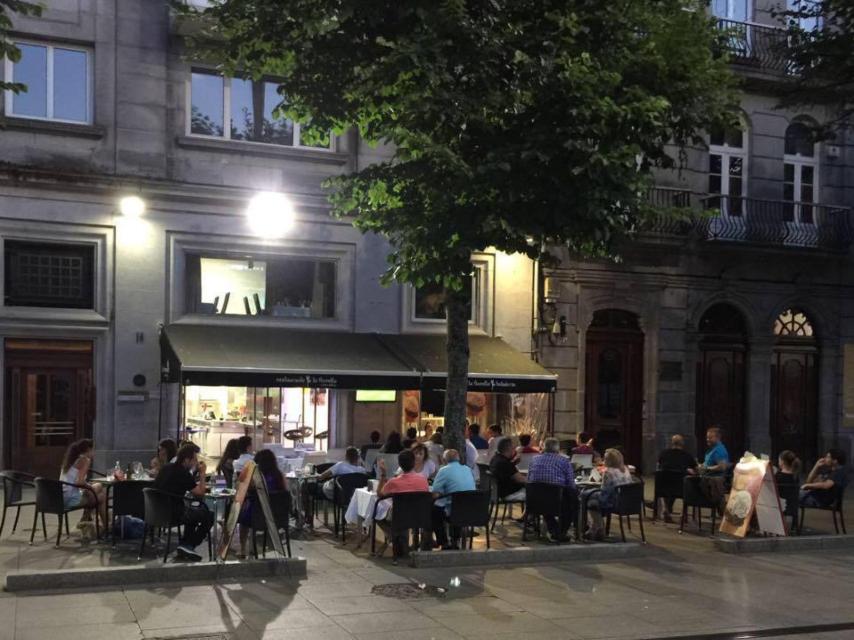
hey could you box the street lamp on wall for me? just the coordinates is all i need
[536,276,567,346]
[246,191,295,237]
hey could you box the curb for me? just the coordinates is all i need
[714,534,854,554]
[410,542,648,567]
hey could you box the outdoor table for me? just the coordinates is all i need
[206,487,236,561]
[344,487,391,548]
[285,472,320,530]
[91,474,154,540]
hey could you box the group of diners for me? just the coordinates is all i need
[654,427,849,522]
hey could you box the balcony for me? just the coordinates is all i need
[715,19,792,74]
[644,188,853,252]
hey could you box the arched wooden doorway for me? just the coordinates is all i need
[584,309,644,467]
[695,303,748,460]
[770,308,818,463]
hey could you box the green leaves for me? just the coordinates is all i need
[0,0,43,94]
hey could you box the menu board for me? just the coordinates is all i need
[720,456,787,538]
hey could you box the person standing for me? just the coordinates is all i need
[526,437,577,542]
[152,443,214,561]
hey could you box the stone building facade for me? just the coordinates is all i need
[538,2,854,471]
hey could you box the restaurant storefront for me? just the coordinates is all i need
[160,325,557,459]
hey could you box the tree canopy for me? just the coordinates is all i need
[777,1,853,131]
[0,0,42,94]
[187,0,737,450]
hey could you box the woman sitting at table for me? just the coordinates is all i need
[216,438,240,487]
[410,443,438,480]
[150,438,177,478]
[582,448,633,541]
[60,438,108,531]
[237,448,287,559]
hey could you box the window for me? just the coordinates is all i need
[4,42,91,124]
[787,0,821,31]
[413,276,476,322]
[188,70,330,149]
[774,308,814,338]
[4,240,95,309]
[185,253,336,319]
[713,0,750,20]
[708,123,747,216]
[783,122,818,223]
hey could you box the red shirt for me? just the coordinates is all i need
[381,471,429,496]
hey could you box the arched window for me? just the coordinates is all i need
[783,121,818,224]
[708,122,747,216]
[774,308,815,339]
[699,302,749,338]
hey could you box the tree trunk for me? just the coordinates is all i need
[443,286,470,463]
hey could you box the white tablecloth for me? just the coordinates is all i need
[344,487,390,530]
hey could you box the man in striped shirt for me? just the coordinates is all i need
[527,437,577,543]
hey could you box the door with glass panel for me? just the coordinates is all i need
[783,123,818,224]
[5,340,94,477]
[708,125,747,217]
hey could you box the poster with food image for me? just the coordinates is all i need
[720,455,786,538]
[403,390,420,423]
[466,392,487,416]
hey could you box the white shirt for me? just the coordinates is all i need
[233,453,255,475]
[465,439,480,482]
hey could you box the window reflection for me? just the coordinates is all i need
[53,48,87,122]
[12,44,48,118]
[190,72,224,136]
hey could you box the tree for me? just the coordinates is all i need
[186,0,737,456]
[0,0,42,94]
[777,1,853,131]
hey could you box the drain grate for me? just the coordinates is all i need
[372,582,447,599]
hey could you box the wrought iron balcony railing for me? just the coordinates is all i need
[715,19,792,74]
[643,189,853,252]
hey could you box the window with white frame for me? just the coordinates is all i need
[712,0,750,20]
[413,275,478,323]
[783,121,818,224]
[188,69,331,149]
[708,122,747,216]
[4,42,92,124]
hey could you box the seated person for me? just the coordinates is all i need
[360,430,383,461]
[410,443,437,480]
[153,444,214,561]
[427,432,445,465]
[775,450,801,486]
[150,438,177,478]
[216,438,240,488]
[656,434,697,522]
[572,432,596,456]
[377,450,431,559]
[237,448,288,558]
[402,427,419,449]
[465,430,481,482]
[318,446,367,499]
[698,427,730,476]
[516,433,541,455]
[431,449,476,549]
[60,438,107,530]
[489,437,526,502]
[801,448,847,508]
[467,423,489,450]
[527,437,577,542]
[487,424,503,457]
[232,436,255,475]
[380,431,404,454]
[583,448,633,541]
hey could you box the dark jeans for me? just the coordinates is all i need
[432,505,462,548]
[180,503,214,549]
[543,487,578,537]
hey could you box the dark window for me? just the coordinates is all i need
[185,253,336,319]
[4,241,95,309]
[785,123,815,157]
[414,276,475,321]
[699,303,748,337]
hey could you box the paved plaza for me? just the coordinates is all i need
[2,496,854,640]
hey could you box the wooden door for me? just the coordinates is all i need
[5,340,93,477]
[585,330,644,468]
[695,348,746,459]
[770,349,817,464]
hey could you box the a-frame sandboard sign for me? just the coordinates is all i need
[720,453,787,538]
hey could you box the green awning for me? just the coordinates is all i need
[161,324,420,389]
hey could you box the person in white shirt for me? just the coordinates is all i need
[318,447,367,499]
[232,436,255,477]
[465,437,480,482]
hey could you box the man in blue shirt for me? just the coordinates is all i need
[467,423,489,450]
[700,427,730,476]
[527,437,577,542]
[431,449,476,549]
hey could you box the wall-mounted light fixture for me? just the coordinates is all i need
[247,191,295,237]
[119,195,146,217]
[536,275,567,346]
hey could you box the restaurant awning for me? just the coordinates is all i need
[160,324,421,389]
[161,325,557,393]
[378,334,557,393]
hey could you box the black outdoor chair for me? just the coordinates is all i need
[523,482,563,542]
[476,463,490,483]
[371,491,433,560]
[679,476,718,535]
[799,485,847,535]
[652,470,686,521]
[307,462,336,526]
[777,481,800,534]
[606,481,646,543]
[447,490,491,549]
[488,471,526,531]
[0,470,37,538]
[332,472,368,542]
[250,489,292,558]
[30,478,99,547]
[111,480,148,544]
[138,487,213,563]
